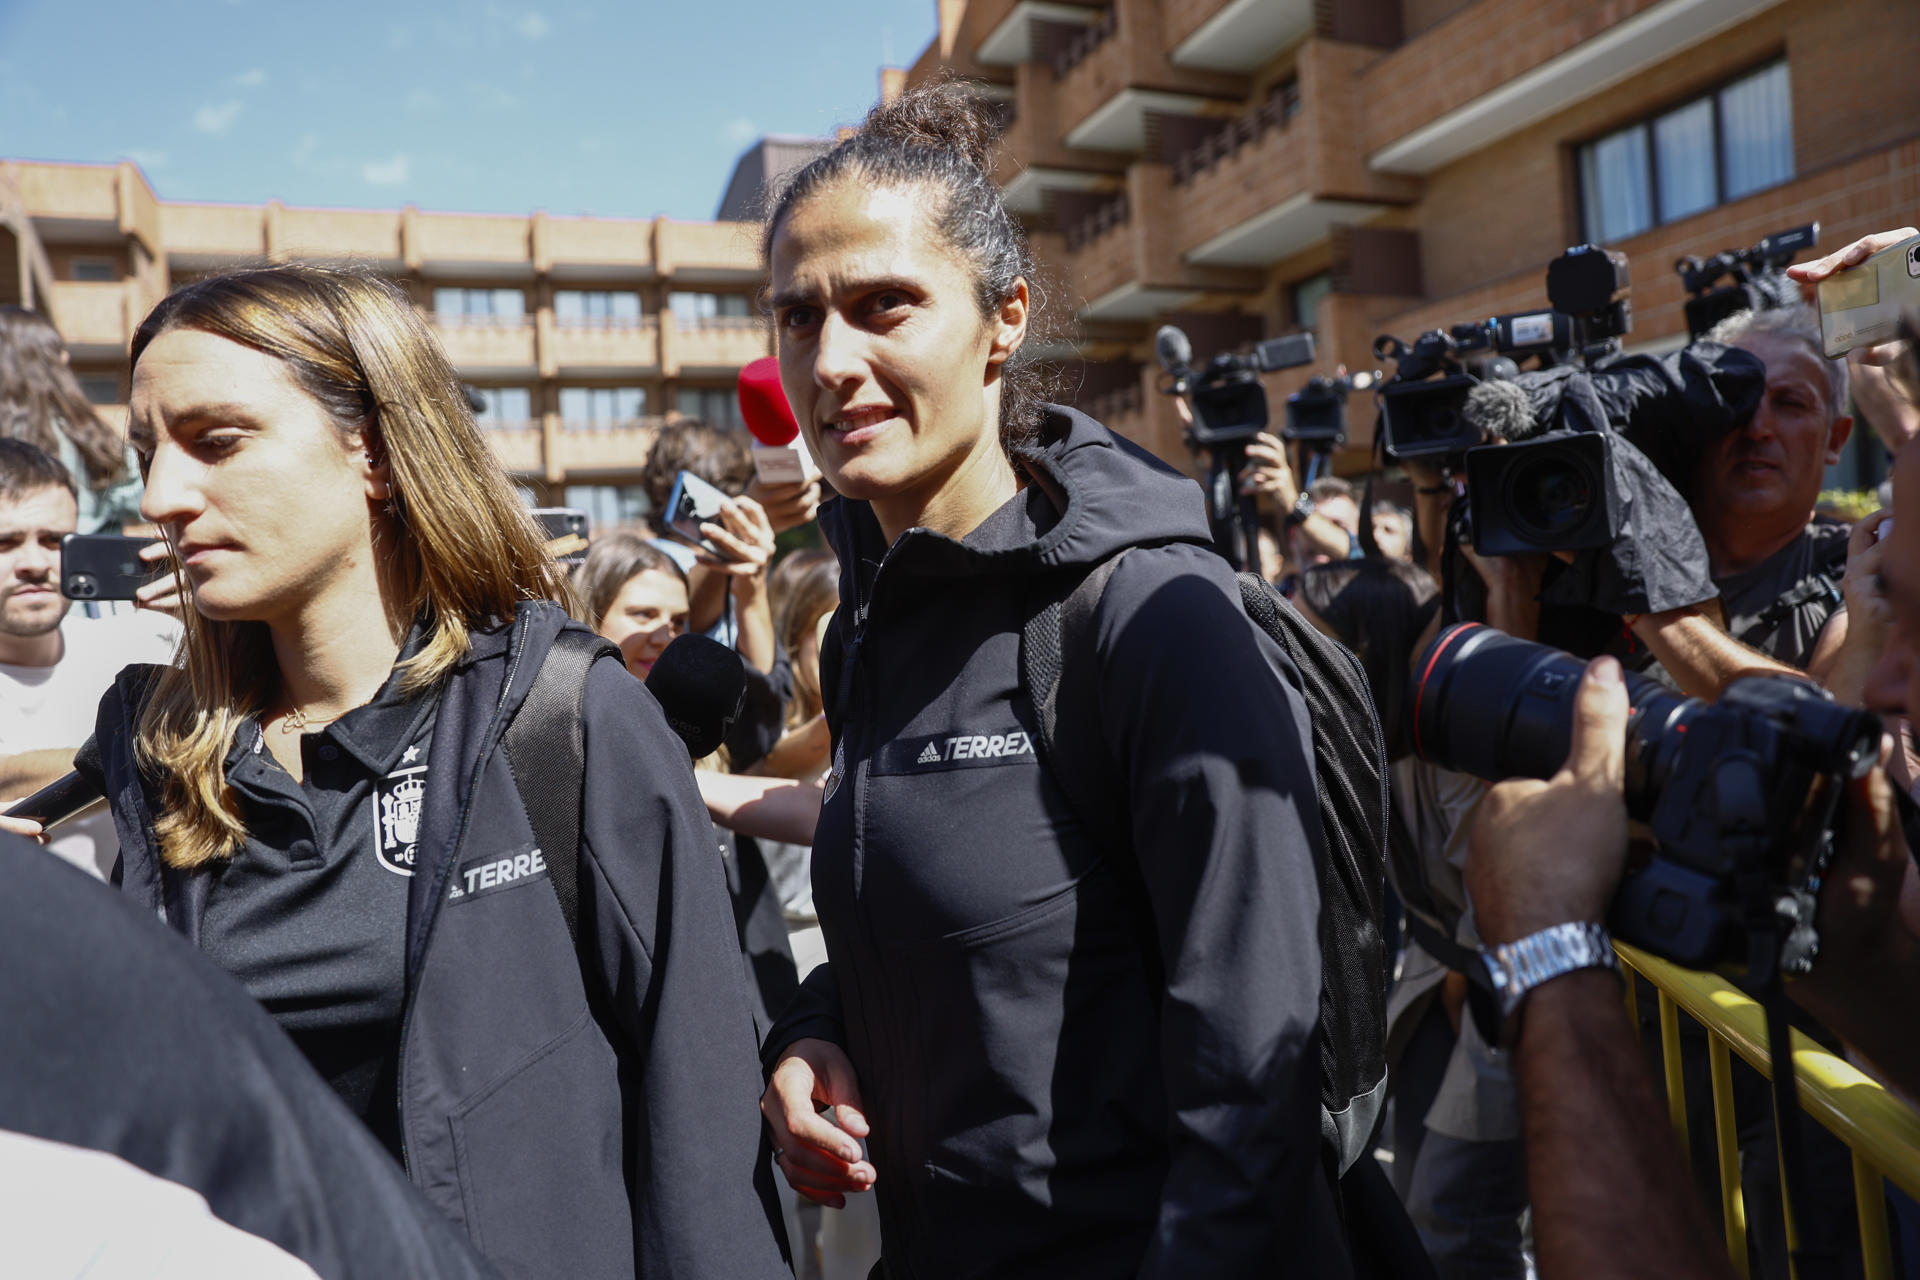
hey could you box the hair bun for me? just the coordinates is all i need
[859,80,999,178]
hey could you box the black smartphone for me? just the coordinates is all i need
[60,534,165,602]
[530,507,591,566]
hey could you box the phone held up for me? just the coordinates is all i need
[663,470,739,560]
[60,534,165,602]
[1819,233,1920,358]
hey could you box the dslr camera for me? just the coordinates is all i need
[1415,623,1880,973]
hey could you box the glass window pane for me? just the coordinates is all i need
[434,287,465,318]
[1720,63,1793,201]
[498,388,530,421]
[555,291,583,322]
[1292,273,1332,331]
[1654,98,1717,223]
[1579,125,1652,243]
[560,388,588,424]
[717,294,750,318]
[612,292,641,322]
[491,289,524,321]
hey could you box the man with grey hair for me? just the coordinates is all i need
[1629,305,1855,694]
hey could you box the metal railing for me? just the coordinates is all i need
[1618,942,1920,1279]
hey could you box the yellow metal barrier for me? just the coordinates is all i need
[1617,943,1920,1280]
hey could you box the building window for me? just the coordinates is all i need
[77,375,121,405]
[675,387,742,429]
[70,257,115,282]
[433,287,526,326]
[669,291,753,327]
[1578,61,1793,244]
[563,484,650,529]
[555,290,642,328]
[1292,273,1333,333]
[471,386,533,427]
[560,386,645,429]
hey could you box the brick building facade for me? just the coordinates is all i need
[0,159,772,524]
[896,0,1920,478]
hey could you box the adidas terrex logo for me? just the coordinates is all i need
[919,731,1035,764]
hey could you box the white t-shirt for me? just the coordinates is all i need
[0,612,181,878]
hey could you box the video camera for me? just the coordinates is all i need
[1284,369,1380,449]
[1676,222,1819,341]
[1414,623,1880,972]
[1154,325,1317,571]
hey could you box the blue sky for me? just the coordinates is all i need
[0,0,936,220]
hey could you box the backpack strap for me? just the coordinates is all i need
[501,628,622,948]
[1019,549,1164,994]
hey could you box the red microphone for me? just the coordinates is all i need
[738,357,798,447]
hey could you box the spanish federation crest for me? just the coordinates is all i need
[374,764,428,877]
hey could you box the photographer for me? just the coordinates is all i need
[1462,655,1737,1280]
[1240,428,1359,569]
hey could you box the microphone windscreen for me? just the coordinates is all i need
[1154,325,1192,374]
[645,635,748,759]
[738,357,799,447]
[1464,377,1540,442]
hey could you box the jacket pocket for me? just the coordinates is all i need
[448,1008,633,1277]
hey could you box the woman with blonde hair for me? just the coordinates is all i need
[0,304,144,531]
[2,265,787,1280]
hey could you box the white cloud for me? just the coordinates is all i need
[518,11,549,39]
[232,68,267,88]
[194,100,243,134]
[722,116,757,146]
[361,153,411,187]
[125,148,168,171]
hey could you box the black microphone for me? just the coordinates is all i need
[1154,324,1193,377]
[644,635,747,759]
[4,736,105,829]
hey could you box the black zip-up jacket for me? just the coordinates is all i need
[765,408,1349,1279]
[89,604,789,1280]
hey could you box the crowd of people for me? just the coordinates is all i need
[2,76,1919,1280]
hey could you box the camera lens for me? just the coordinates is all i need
[69,575,97,599]
[1413,623,1693,817]
[1507,449,1598,542]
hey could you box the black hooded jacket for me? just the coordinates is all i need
[87,604,789,1280]
[765,408,1348,1279]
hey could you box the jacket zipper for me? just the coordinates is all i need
[392,612,532,1176]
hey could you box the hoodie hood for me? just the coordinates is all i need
[818,403,1215,578]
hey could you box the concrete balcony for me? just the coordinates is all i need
[430,318,538,377]
[549,319,661,377]
[540,215,654,281]
[480,423,546,476]
[50,280,135,358]
[655,221,760,284]
[163,203,269,266]
[412,211,534,279]
[1364,0,1781,175]
[969,0,1105,67]
[995,59,1130,215]
[1058,167,1253,321]
[276,207,404,268]
[1051,0,1244,155]
[1175,41,1418,269]
[551,420,663,475]
[1166,0,1313,73]
[664,317,768,376]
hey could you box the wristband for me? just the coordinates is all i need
[1482,921,1619,1044]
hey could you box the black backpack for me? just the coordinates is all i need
[1020,551,1391,1173]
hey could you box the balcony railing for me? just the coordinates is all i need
[1173,80,1301,185]
[1064,192,1130,252]
[1051,4,1116,78]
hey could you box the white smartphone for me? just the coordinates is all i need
[1818,233,1920,358]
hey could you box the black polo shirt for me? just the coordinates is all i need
[199,657,442,1159]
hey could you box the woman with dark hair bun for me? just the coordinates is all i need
[758,82,1347,1278]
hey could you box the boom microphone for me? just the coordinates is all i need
[1463,377,1541,442]
[644,635,748,759]
[738,357,799,447]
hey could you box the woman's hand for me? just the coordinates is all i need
[699,495,777,584]
[133,540,187,619]
[761,1037,876,1208]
